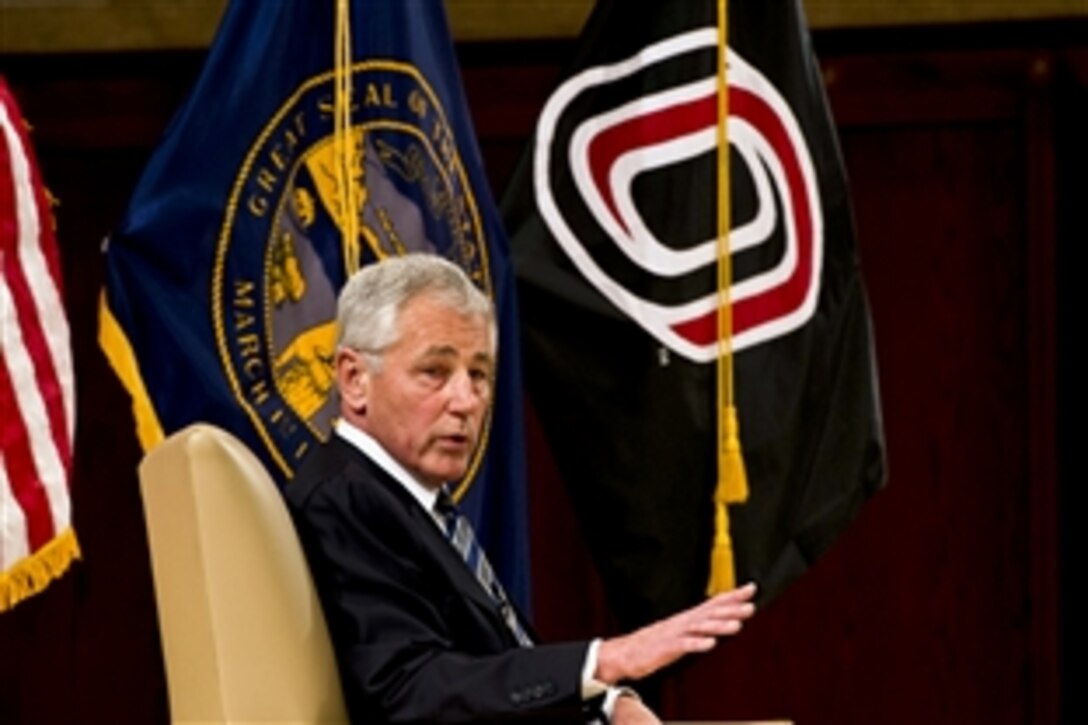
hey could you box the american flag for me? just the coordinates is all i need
[0,76,79,612]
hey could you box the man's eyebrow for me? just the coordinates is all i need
[470,351,494,367]
[422,344,457,358]
[421,345,493,364]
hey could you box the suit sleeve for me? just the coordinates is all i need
[287,465,602,724]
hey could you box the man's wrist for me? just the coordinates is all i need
[594,634,633,685]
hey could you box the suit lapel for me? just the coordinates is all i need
[329,436,513,636]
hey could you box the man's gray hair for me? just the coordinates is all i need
[336,254,495,368]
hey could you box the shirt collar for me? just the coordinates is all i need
[334,418,441,517]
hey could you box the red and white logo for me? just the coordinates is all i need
[535,28,822,363]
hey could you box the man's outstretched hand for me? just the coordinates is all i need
[596,582,757,684]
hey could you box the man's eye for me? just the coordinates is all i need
[470,369,491,383]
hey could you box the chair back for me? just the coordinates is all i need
[139,423,347,724]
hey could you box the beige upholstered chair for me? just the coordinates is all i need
[138,424,789,725]
[139,422,347,724]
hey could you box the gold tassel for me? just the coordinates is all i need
[719,404,748,502]
[0,528,81,612]
[707,502,735,594]
[707,405,748,595]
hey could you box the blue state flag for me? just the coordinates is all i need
[99,0,531,609]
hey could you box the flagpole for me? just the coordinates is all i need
[335,0,360,275]
[707,0,749,597]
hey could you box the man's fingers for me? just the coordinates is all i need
[683,634,719,653]
[679,599,755,630]
[709,581,758,605]
[686,615,744,638]
[710,600,756,621]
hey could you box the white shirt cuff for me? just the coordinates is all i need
[581,638,608,698]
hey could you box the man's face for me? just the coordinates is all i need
[347,293,493,489]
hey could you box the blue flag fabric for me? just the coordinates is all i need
[100,0,531,610]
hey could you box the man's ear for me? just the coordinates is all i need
[336,348,369,415]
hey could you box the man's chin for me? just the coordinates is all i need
[420,454,471,486]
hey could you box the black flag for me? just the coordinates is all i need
[502,0,886,628]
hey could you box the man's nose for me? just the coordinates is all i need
[446,369,482,413]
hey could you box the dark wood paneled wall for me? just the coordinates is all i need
[0,20,1079,724]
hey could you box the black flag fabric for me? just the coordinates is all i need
[502,0,886,629]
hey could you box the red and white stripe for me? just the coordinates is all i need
[0,78,76,578]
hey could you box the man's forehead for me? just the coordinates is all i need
[400,293,486,322]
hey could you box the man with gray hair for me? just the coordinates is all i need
[286,253,756,723]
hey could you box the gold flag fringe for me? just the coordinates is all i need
[0,527,81,612]
[98,290,165,452]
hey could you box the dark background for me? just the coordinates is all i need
[1,18,1082,724]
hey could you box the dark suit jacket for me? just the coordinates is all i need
[285,434,603,723]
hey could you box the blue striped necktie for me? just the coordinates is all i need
[435,488,533,647]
